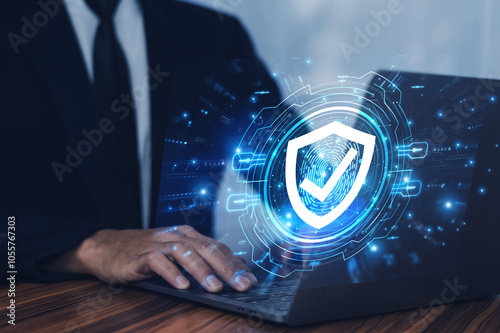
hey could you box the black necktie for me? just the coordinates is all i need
[85,0,142,229]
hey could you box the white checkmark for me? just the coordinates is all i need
[299,148,358,202]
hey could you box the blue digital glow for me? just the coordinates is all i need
[154,63,490,283]
[229,72,418,277]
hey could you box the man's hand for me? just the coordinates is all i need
[48,226,258,293]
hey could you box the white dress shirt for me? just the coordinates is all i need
[65,0,151,229]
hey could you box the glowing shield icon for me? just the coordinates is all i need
[285,121,376,229]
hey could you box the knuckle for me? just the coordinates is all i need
[155,226,185,240]
[197,239,216,255]
[146,251,161,263]
[222,261,237,274]
[162,263,175,275]
[179,225,194,233]
[188,257,209,274]
[170,240,189,252]
[217,242,231,253]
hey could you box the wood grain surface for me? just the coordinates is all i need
[0,280,499,332]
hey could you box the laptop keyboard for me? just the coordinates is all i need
[143,275,298,313]
[213,280,298,312]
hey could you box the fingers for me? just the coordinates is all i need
[145,251,190,290]
[189,238,257,291]
[151,225,258,292]
[164,241,224,293]
[181,227,257,285]
[200,236,257,285]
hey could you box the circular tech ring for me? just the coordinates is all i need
[229,72,425,277]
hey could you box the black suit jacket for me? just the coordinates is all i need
[0,0,271,282]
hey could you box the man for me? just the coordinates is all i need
[1,0,272,292]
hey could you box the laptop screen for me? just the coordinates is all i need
[154,59,498,287]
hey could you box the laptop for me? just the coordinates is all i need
[133,60,500,326]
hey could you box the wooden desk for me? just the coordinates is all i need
[1,280,499,332]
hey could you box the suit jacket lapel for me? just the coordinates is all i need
[17,0,180,228]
